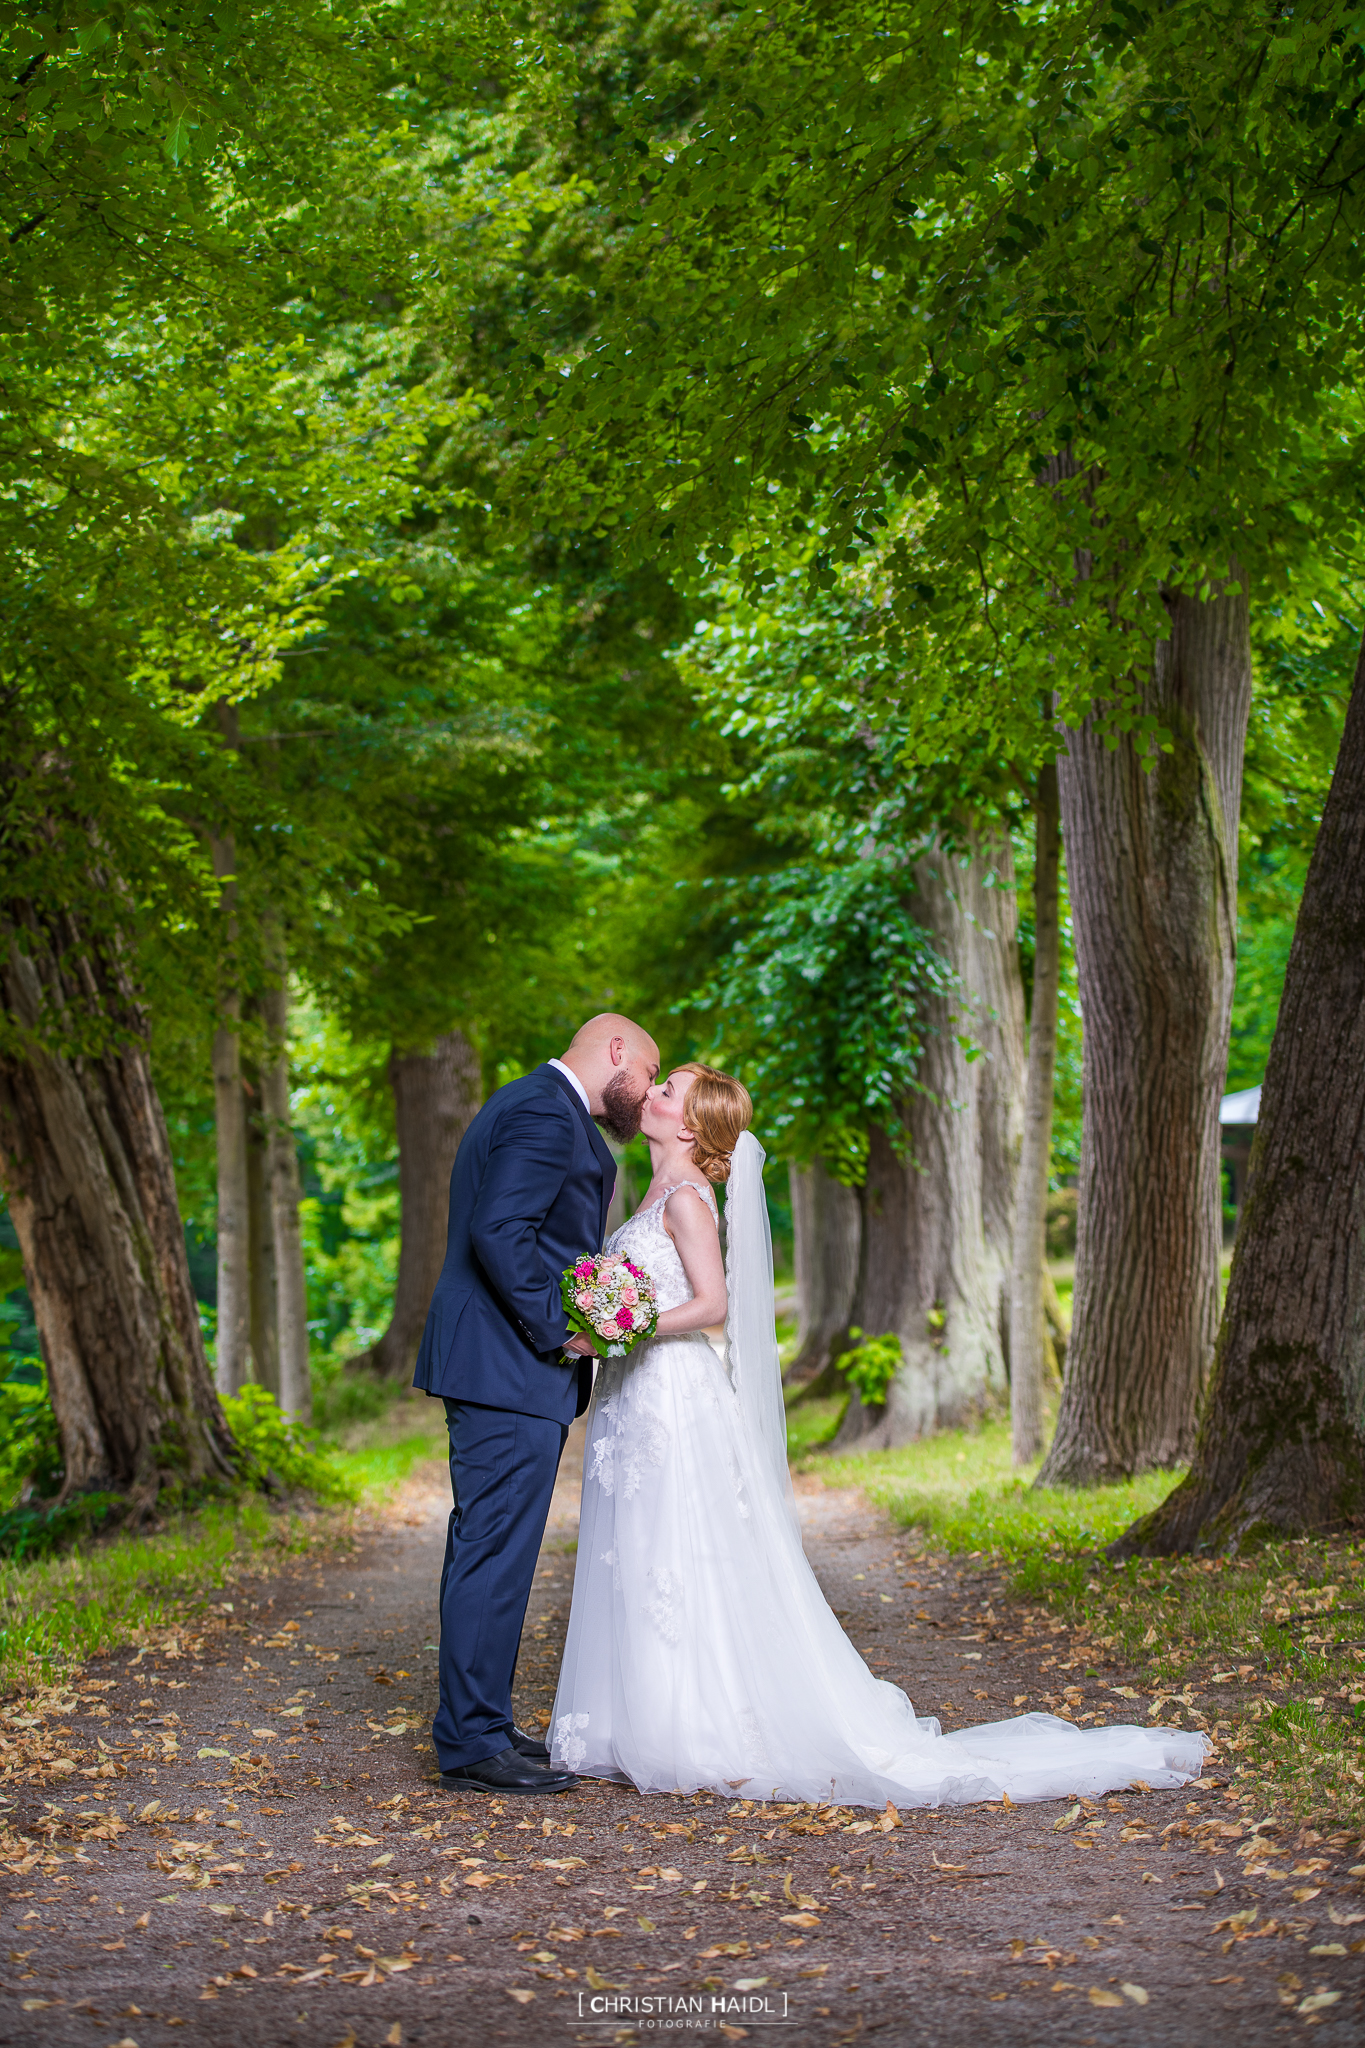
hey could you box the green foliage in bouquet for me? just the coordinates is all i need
[834,1328,903,1409]
[561,1254,659,1360]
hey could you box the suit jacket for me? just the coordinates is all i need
[412,1063,615,1422]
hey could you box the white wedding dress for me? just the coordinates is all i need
[550,1135,1207,1807]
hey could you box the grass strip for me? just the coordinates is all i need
[802,1416,1365,1827]
[0,1412,447,1697]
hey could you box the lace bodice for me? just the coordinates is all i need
[605,1181,718,1316]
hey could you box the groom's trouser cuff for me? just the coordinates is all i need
[433,1399,566,1771]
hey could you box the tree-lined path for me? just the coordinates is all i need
[3,1447,1360,2046]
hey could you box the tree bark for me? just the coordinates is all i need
[348,1030,482,1382]
[1038,573,1252,1485]
[0,926,234,1500]
[834,827,1024,1448]
[605,1138,642,1237]
[210,832,250,1400]
[786,1158,860,1389]
[244,1043,280,1399]
[262,976,310,1420]
[1113,637,1365,1554]
[1010,763,1062,1464]
[971,831,1027,1374]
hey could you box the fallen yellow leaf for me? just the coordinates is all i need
[1121,1983,1148,2005]
[1089,1988,1124,2007]
[779,1912,821,1929]
[505,1989,535,2004]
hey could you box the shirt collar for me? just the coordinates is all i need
[547,1057,591,1115]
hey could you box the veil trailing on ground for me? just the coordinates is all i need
[552,1125,1209,1806]
[723,1130,800,1533]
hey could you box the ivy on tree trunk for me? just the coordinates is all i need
[1114,635,1365,1554]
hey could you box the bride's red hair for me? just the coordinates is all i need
[677,1064,753,1184]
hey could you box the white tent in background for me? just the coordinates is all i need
[1220,1083,1262,1234]
[1220,1084,1262,1125]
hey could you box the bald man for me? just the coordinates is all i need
[414,1015,660,1794]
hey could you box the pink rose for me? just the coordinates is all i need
[595,1316,620,1338]
[620,1284,639,1307]
[575,1289,594,1312]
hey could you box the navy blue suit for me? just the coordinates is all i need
[414,1063,615,1770]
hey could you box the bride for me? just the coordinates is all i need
[551,1065,1206,1807]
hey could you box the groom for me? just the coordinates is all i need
[414,1013,660,1793]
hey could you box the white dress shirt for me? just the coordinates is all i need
[548,1057,591,1115]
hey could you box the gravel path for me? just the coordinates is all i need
[2,1426,1362,2046]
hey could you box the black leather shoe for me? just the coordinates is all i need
[440,1747,577,1796]
[511,1724,551,1761]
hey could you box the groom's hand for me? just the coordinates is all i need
[563,1334,597,1357]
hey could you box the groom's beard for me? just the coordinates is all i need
[596,1069,648,1145]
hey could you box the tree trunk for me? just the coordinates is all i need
[0,927,233,1500]
[605,1137,642,1237]
[244,1044,280,1399]
[1043,1266,1069,1385]
[1037,574,1252,1485]
[1010,764,1062,1465]
[210,832,250,1400]
[1113,637,1365,1554]
[262,977,310,1420]
[971,830,1027,1373]
[834,827,1023,1449]
[786,1159,860,1389]
[349,1030,482,1382]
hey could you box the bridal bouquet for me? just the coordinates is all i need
[561,1252,659,1358]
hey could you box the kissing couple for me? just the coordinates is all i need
[413,1013,1206,1806]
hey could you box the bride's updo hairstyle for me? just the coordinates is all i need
[678,1064,753,1184]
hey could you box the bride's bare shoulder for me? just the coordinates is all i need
[661,1181,719,1236]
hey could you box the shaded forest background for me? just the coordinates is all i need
[3,0,1364,1557]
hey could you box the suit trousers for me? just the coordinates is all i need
[433,1398,568,1771]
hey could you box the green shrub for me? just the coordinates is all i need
[310,1354,393,1434]
[221,1386,358,1505]
[0,1361,62,1510]
[0,1361,123,1561]
[833,1327,903,1407]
